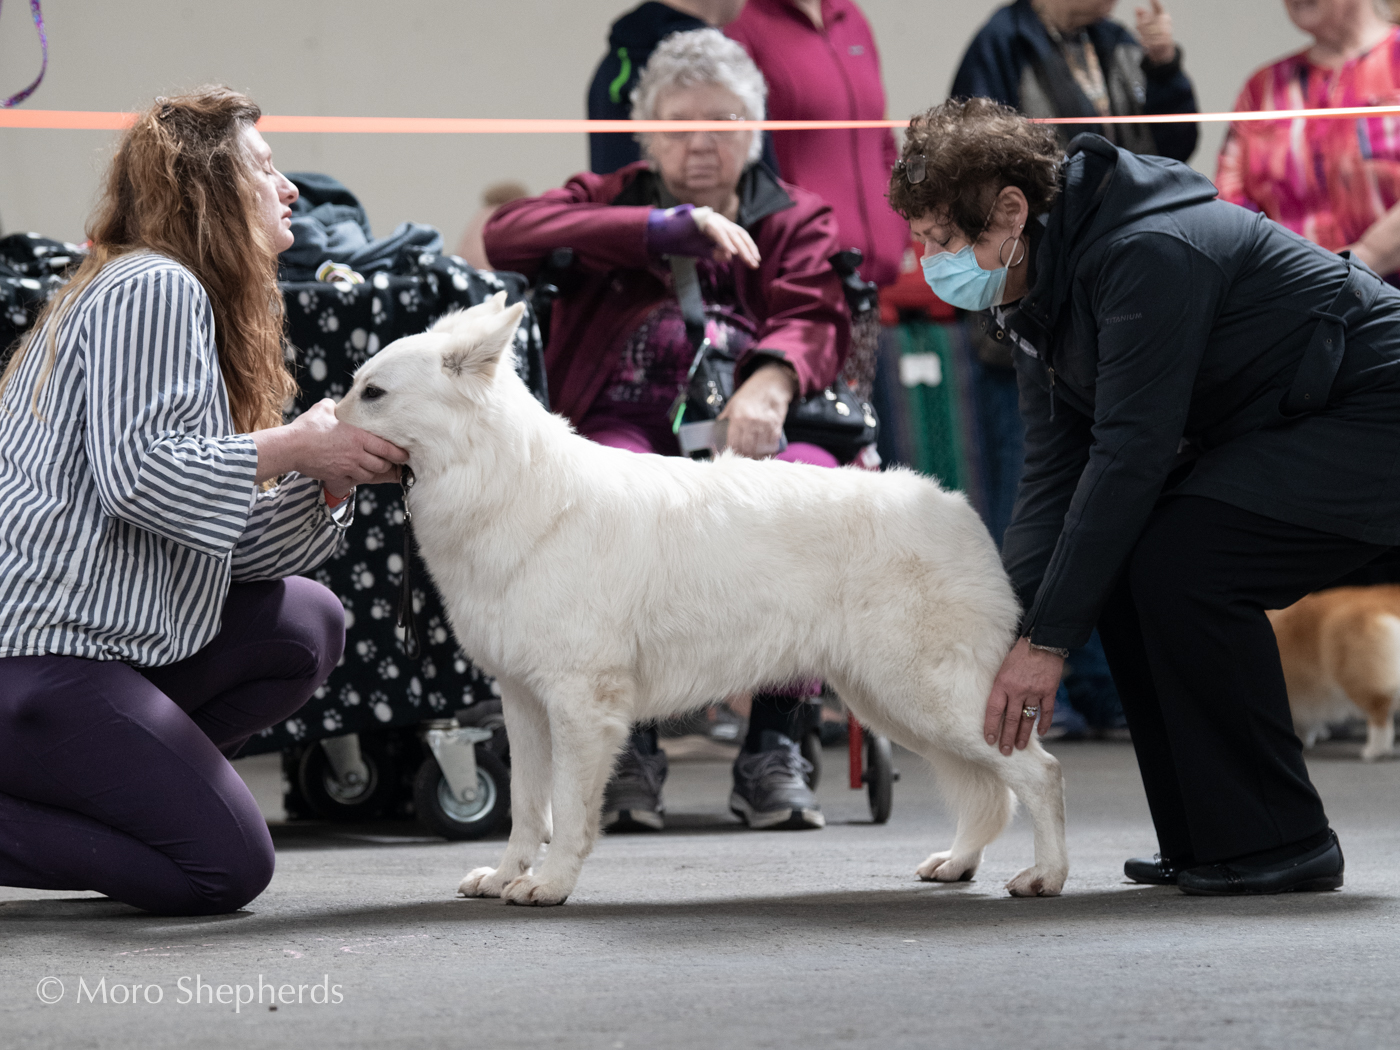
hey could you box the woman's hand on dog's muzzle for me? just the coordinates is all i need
[252,397,410,495]
[983,637,1063,756]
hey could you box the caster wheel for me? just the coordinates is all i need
[413,747,511,840]
[456,700,510,764]
[297,735,398,821]
[865,732,894,825]
[800,730,823,790]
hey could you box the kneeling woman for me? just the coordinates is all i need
[484,29,850,833]
[891,99,1400,894]
[0,89,408,915]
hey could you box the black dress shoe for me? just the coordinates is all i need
[1123,854,1187,885]
[1178,832,1344,896]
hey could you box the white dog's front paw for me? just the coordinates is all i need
[1005,865,1066,897]
[916,849,979,883]
[458,866,512,898]
[501,873,573,907]
[1360,743,1393,762]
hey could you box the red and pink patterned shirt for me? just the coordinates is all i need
[1216,27,1400,259]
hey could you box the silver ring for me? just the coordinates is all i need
[1021,705,1039,720]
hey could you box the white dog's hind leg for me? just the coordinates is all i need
[460,681,553,899]
[916,748,1014,884]
[991,743,1069,897]
[501,676,633,907]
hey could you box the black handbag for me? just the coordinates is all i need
[668,256,877,464]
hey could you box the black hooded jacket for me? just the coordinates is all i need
[1001,135,1400,650]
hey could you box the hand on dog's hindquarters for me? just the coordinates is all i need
[253,398,410,496]
[719,362,797,459]
[984,637,1063,756]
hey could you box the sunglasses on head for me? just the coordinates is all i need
[898,153,927,185]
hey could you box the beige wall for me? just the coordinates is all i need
[0,1,1309,249]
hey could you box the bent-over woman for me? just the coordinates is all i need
[484,29,850,834]
[0,88,408,915]
[891,98,1400,895]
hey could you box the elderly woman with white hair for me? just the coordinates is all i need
[485,27,850,835]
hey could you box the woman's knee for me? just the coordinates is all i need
[776,441,839,468]
[278,577,346,681]
[172,833,275,916]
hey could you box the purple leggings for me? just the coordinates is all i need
[0,578,343,915]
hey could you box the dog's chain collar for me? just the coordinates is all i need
[397,466,422,660]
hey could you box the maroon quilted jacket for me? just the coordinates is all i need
[482,161,850,423]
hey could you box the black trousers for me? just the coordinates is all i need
[1095,496,1388,866]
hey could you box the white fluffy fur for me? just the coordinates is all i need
[336,293,1069,906]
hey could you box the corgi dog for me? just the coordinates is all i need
[334,293,1067,906]
[1269,586,1400,762]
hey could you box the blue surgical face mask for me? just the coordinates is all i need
[920,245,1009,312]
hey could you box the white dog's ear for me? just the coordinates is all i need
[431,297,498,336]
[441,301,527,382]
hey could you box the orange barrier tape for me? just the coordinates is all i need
[5,106,1400,133]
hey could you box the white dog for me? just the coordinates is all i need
[336,293,1068,906]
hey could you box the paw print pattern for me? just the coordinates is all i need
[349,562,375,591]
[427,617,449,646]
[377,658,400,682]
[303,344,329,382]
[354,638,378,662]
[283,718,306,740]
[339,684,362,708]
[398,287,422,312]
[321,709,344,733]
[427,691,448,710]
[420,656,437,680]
[318,309,341,333]
[363,526,386,552]
[357,489,379,517]
[369,597,393,621]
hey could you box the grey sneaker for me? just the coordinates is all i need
[602,741,667,832]
[729,731,825,829]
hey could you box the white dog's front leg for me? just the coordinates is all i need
[460,682,553,899]
[502,681,632,907]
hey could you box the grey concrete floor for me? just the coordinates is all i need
[3,738,1398,1049]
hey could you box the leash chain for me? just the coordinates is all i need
[397,466,422,659]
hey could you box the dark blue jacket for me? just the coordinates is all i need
[1002,136,1400,648]
[587,3,707,174]
[952,0,1198,162]
[586,3,780,176]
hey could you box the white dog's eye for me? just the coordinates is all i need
[362,385,386,401]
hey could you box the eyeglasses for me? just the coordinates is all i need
[656,113,747,144]
[898,153,927,185]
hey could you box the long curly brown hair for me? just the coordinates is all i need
[0,86,295,432]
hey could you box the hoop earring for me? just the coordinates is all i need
[998,233,1026,268]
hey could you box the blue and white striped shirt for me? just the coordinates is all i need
[0,252,342,666]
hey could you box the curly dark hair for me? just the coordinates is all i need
[888,98,1063,239]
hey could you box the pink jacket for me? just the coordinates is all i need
[482,162,850,424]
[726,0,909,288]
